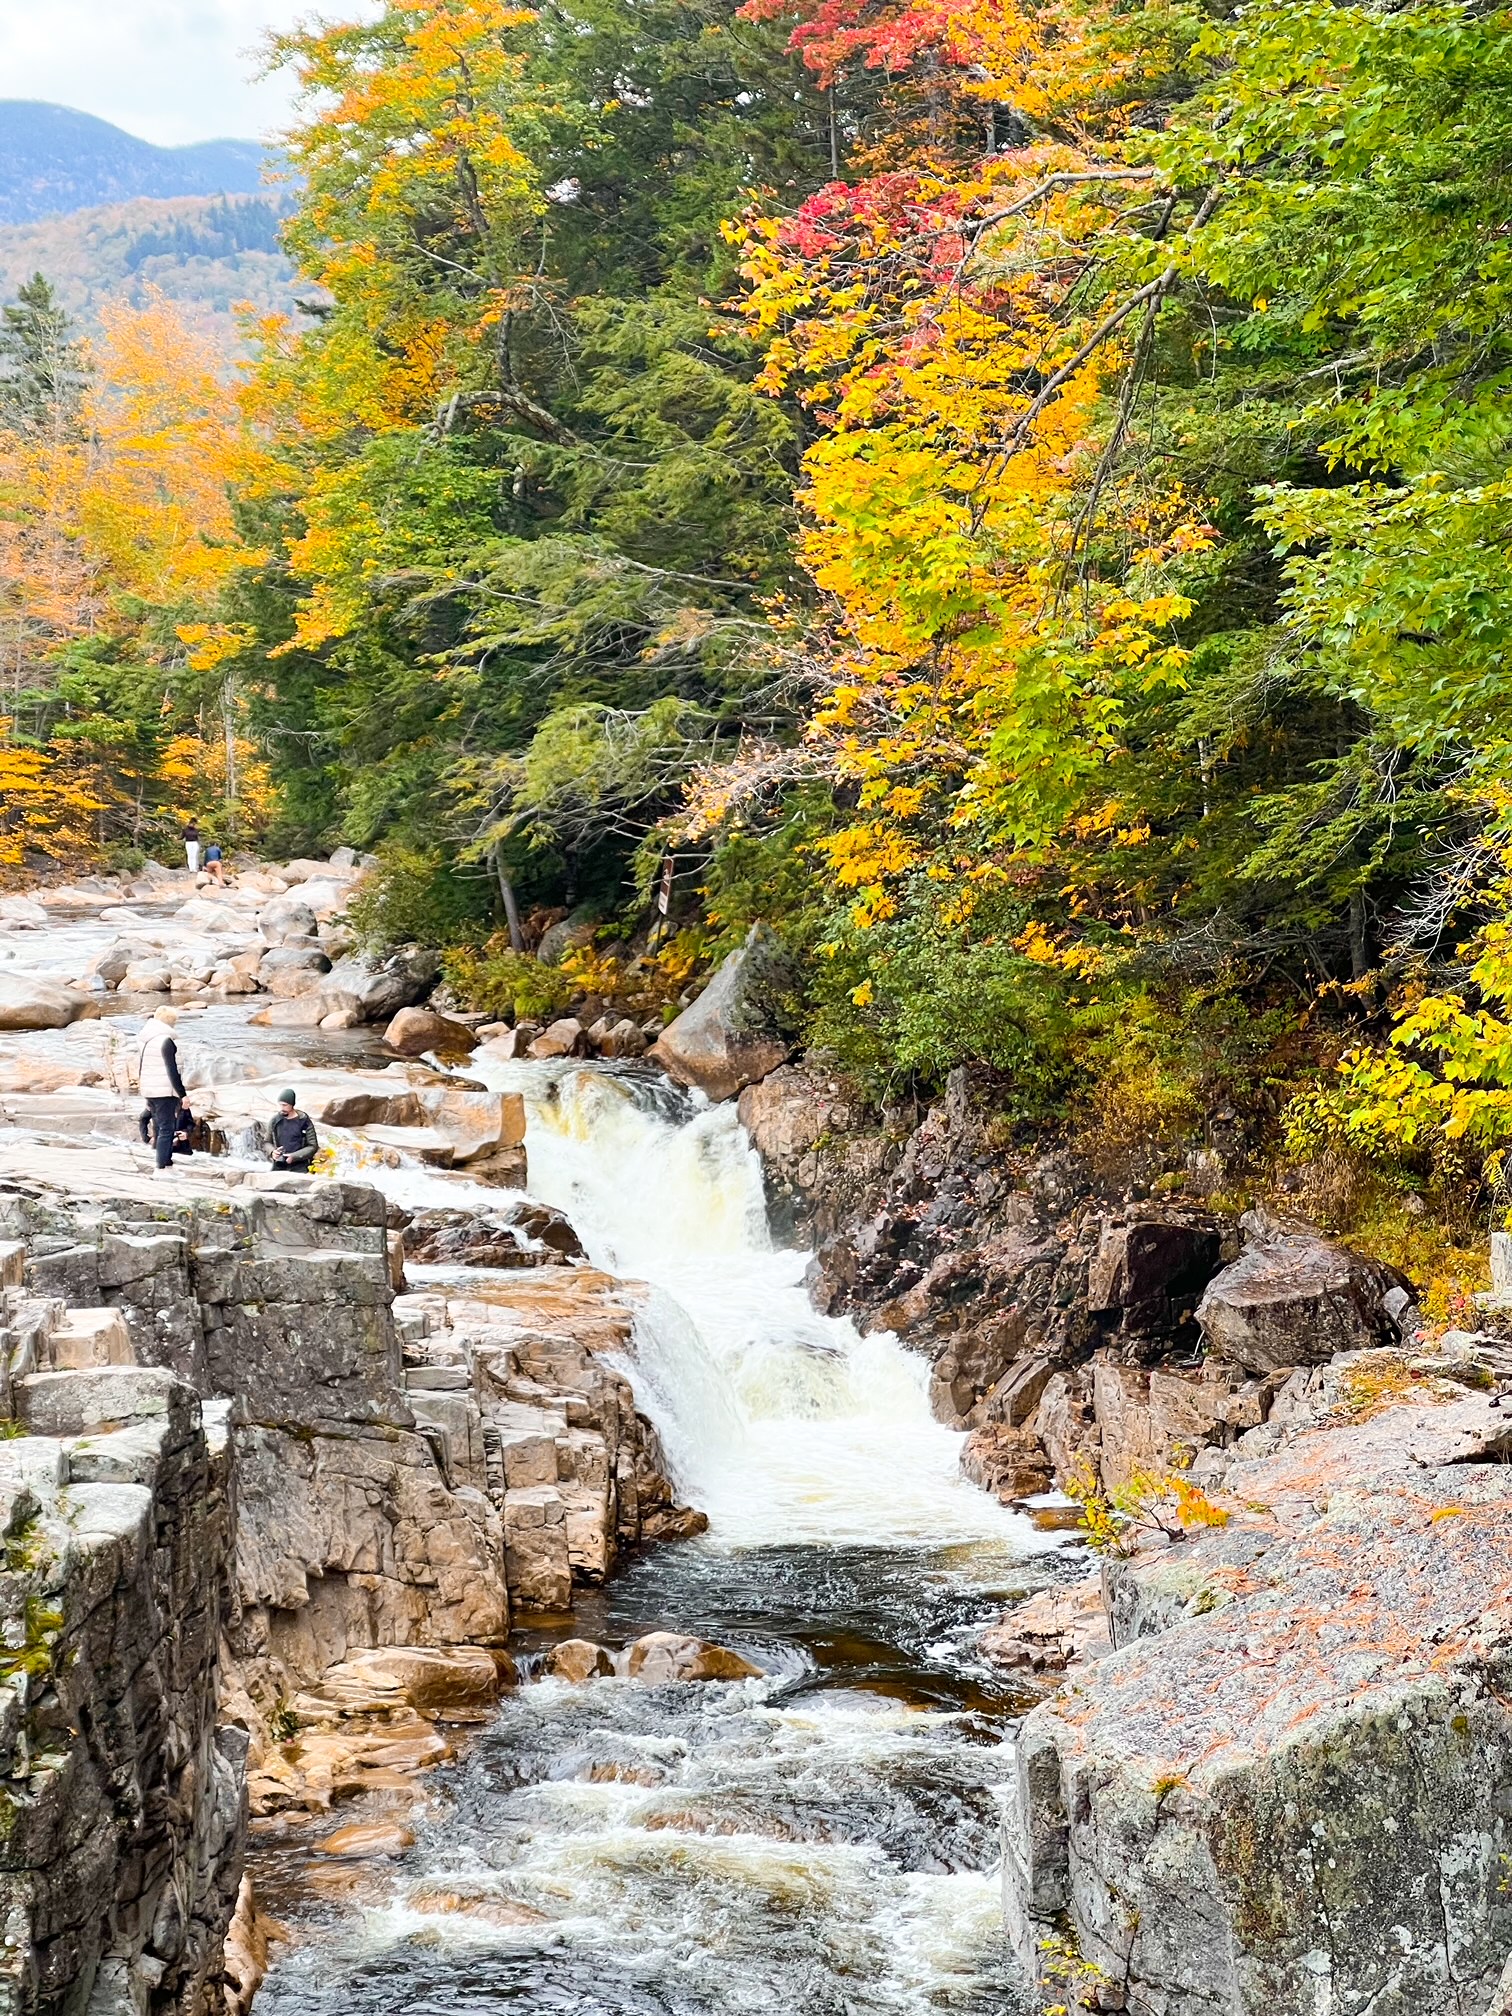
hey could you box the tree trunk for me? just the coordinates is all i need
[494,844,525,952]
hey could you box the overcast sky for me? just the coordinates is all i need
[1,0,322,147]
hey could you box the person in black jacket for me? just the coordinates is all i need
[269,1091,319,1172]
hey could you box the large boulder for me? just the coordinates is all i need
[85,938,136,989]
[0,975,96,1031]
[384,1006,478,1057]
[1197,1219,1407,1375]
[650,925,795,1101]
[625,1632,762,1684]
[256,895,319,944]
[0,894,47,928]
[527,1018,588,1060]
[1004,1389,1512,2016]
[323,947,440,1023]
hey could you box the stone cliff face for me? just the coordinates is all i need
[0,1253,242,2016]
[1001,1350,1512,2016]
[739,1055,1510,2015]
[0,1150,700,2014]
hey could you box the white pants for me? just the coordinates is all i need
[186,842,200,873]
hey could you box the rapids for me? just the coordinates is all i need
[257,1063,1066,2016]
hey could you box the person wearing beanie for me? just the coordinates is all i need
[136,1006,187,1173]
[268,1089,319,1173]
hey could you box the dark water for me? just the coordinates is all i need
[250,1541,1073,2016]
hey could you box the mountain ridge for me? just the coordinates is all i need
[0,101,272,226]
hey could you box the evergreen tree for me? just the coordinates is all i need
[0,273,83,434]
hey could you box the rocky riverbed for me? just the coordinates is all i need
[4,857,1512,2016]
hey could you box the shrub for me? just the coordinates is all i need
[346,845,488,952]
[442,938,576,1021]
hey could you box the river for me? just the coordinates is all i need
[0,894,1073,2013]
[253,1066,1066,2015]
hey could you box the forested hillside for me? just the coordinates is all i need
[0,193,301,339]
[5,0,1512,1285]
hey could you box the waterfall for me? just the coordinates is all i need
[467,1062,1040,1554]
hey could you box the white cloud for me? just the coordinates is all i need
[0,0,325,146]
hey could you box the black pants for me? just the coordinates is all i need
[146,1095,180,1169]
[272,1149,317,1173]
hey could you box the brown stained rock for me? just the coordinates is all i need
[384,1005,479,1057]
[528,1017,589,1059]
[357,1727,456,1772]
[407,1889,548,1927]
[314,1820,417,1859]
[338,1645,504,1716]
[545,1637,616,1682]
[651,925,795,1102]
[597,1018,648,1059]
[626,1632,762,1683]
[959,1423,1052,1502]
[641,1504,711,1542]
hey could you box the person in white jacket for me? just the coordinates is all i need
[137,1007,187,1173]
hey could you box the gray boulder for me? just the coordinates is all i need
[257,895,319,944]
[650,925,795,1102]
[323,946,440,1022]
[1004,1390,1512,2016]
[85,938,136,989]
[0,975,95,1031]
[1197,1219,1406,1374]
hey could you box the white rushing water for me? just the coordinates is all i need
[462,1062,1040,1555]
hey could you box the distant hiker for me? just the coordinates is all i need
[183,818,201,875]
[137,1006,187,1173]
[204,841,224,885]
[268,1090,318,1173]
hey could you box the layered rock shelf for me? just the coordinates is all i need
[0,1134,701,2013]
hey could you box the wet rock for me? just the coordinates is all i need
[384,1005,479,1056]
[402,1203,576,1269]
[528,1016,589,1059]
[0,892,48,927]
[0,974,96,1030]
[314,1820,416,1859]
[960,1423,1053,1502]
[1197,1218,1408,1374]
[337,1645,508,1715]
[477,1022,541,1061]
[597,1017,648,1059]
[651,925,796,1101]
[545,1637,616,1681]
[626,1632,762,1683]
[641,1505,711,1541]
[737,1063,894,1243]
[408,1888,547,1926]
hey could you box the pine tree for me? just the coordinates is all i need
[0,274,83,435]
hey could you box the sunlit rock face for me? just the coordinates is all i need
[1003,1381,1512,2015]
